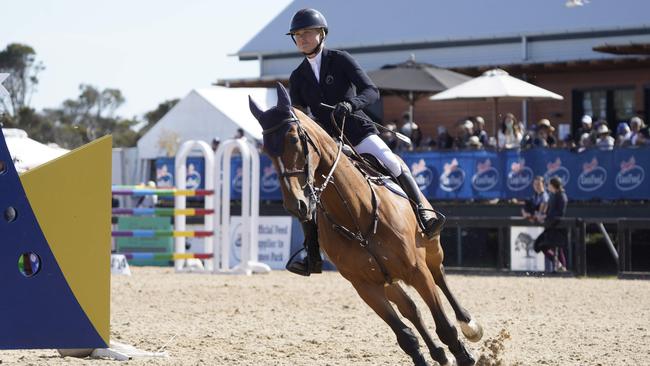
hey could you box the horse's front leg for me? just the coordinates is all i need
[350,281,430,366]
[406,263,476,366]
[385,283,451,366]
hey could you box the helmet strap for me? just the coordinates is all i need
[302,29,326,57]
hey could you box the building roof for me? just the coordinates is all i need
[237,0,650,59]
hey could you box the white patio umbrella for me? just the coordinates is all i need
[430,68,564,135]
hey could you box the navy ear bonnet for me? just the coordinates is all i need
[248,82,296,156]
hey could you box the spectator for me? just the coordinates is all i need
[595,124,615,150]
[472,116,490,146]
[534,119,557,147]
[418,136,434,151]
[400,112,422,150]
[211,137,221,152]
[616,122,632,147]
[576,132,592,153]
[575,115,595,145]
[630,116,649,146]
[497,113,523,149]
[136,181,158,208]
[234,128,245,139]
[467,135,483,150]
[380,120,398,151]
[436,126,453,149]
[521,176,549,223]
[534,176,568,272]
[453,119,474,149]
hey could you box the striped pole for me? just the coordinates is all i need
[112,208,214,216]
[119,252,214,260]
[111,189,214,197]
[111,230,213,238]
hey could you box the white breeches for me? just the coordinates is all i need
[354,134,403,177]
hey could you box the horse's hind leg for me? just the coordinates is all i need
[407,265,476,366]
[427,253,484,343]
[385,283,451,366]
[351,281,430,366]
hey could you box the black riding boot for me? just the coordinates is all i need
[286,219,323,276]
[396,170,446,238]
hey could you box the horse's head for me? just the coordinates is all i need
[249,82,320,221]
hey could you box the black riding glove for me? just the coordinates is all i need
[333,101,352,124]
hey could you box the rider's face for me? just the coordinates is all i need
[293,28,322,55]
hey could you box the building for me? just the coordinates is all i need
[221,0,650,141]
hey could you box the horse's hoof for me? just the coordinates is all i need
[412,352,431,366]
[453,347,476,366]
[430,346,450,366]
[460,319,483,343]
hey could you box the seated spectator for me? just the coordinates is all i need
[211,137,221,152]
[497,113,523,149]
[533,119,558,147]
[575,115,595,145]
[234,128,245,139]
[472,116,490,146]
[521,176,548,223]
[630,116,649,146]
[436,126,453,149]
[419,136,436,151]
[534,176,568,272]
[576,132,592,152]
[399,112,422,150]
[595,124,615,150]
[467,135,483,150]
[520,124,536,149]
[616,122,632,147]
[453,119,474,149]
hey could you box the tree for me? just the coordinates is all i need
[0,43,44,122]
[140,98,179,136]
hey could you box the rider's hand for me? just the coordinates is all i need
[333,101,352,122]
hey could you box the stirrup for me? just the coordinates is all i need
[417,207,446,238]
[285,248,323,276]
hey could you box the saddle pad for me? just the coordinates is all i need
[378,177,408,199]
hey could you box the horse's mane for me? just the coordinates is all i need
[291,107,338,150]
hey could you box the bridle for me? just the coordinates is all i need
[263,110,390,283]
[261,110,344,206]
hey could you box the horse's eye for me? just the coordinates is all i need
[289,136,299,144]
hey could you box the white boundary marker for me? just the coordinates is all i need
[174,140,215,271]
[214,138,270,275]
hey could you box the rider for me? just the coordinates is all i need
[285,8,445,276]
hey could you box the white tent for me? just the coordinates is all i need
[2,129,69,173]
[136,86,276,159]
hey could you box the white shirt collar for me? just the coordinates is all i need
[306,48,323,82]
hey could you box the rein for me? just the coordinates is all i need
[263,110,391,284]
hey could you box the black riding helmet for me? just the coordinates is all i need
[286,8,328,35]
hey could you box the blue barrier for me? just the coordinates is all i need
[153,147,650,201]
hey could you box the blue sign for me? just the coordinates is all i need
[155,146,650,201]
[155,157,205,189]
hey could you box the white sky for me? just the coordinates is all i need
[3,0,292,119]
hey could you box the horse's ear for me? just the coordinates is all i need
[248,95,264,122]
[276,82,291,112]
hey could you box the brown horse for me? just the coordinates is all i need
[249,83,482,366]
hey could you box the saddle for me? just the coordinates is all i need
[341,145,407,199]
